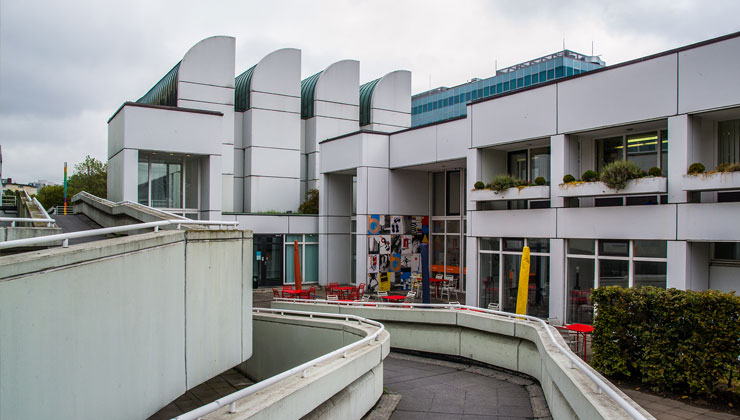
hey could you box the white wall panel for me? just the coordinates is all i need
[178,36,235,88]
[362,133,390,168]
[365,168,389,215]
[437,118,469,161]
[246,147,300,178]
[389,126,437,168]
[246,108,301,150]
[320,134,363,173]
[250,48,301,98]
[388,170,429,215]
[558,55,677,133]
[557,205,676,240]
[315,102,359,121]
[121,106,222,155]
[287,216,319,234]
[679,37,740,113]
[471,85,557,148]
[235,215,289,233]
[370,109,410,128]
[178,83,234,106]
[677,202,740,241]
[245,176,300,213]
[471,209,556,238]
[250,92,300,113]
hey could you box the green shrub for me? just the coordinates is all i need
[599,160,643,190]
[581,170,599,182]
[562,174,576,183]
[688,162,705,174]
[298,189,319,214]
[534,176,547,186]
[592,286,740,397]
[474,181,485,190]
[648,166,662,177]
[490,174,526,193]
[717,162,740,172]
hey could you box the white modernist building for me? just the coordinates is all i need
[108,32,740,323]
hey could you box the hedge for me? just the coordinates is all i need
[592,286,740,397]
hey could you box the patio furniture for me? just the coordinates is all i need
[566,323,594,361]
[376,291,388,302]
[327,294,339,301]
[440,274,458,300]
[282,288,303,299]
[487,302,500,311]
[272,288,281,298]
[300,285,316,299]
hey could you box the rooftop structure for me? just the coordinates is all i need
[411,49,605,126]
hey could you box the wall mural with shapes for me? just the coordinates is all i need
[366,214,427,291]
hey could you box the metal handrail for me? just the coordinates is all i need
[0,219,239,250]
[32,197,53,221]
[0,217,56,228]
[173,308,386,420]
[272,298,648,420]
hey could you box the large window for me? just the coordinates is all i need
[566,239,667,324]
[506,147,551,183]
[138,152,199,217]
[595,131,668,174]
[718,119,740,165]
[285,234,319,284]
[478,238,550,318]
[432,169,466,290]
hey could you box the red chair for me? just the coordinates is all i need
[272,288,281,298]
[327,282,339,296]
[300,286,317,300]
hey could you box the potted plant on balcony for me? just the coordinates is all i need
[559,161,667,197]
[683,161,740,192]
[470,174,550,202]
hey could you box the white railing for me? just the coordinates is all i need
[32,197,53,220]
[173,308,385,420]
[0,219,239,250]
[272,298,649,420]
[0,217,56,228]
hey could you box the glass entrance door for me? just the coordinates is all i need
[253,235,284,288]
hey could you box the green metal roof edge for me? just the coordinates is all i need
[300,71,323,119]
[359,77,381,126]
[137,61,181,107]
[234,64,257,112]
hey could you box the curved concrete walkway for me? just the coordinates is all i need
[384,353,550,420]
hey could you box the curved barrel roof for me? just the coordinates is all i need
[137,62,180,107]
[359,77,381,126]
[234,64,256,112]
[300,71,323,119]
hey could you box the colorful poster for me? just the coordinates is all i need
[401,235,413,254]
[367,273,378,291]
[390,253,402,272]
[410,216,422,235]
[390,216,404,234]
[368,255,379,273]
[368,214,382,234]
[379,254,390,272]
[368,235,381,254]
[391,235,402,254]
[379,235,392,254]
[379,272,392,291]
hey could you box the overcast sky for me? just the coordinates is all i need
[1,0,738,184]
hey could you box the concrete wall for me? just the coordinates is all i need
[205,312,390,420]
[0,229,253,420]
[272,302,654,420]
[364,70,412,132]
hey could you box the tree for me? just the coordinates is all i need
[298,189,318,214]
[36,185,65,209]
[68,155,107,199]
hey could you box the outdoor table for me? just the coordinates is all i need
[282,288,303,298]
[430,278,445,298]
[334,286,355,299]
[381,295,406,302]
[566,323,594,361]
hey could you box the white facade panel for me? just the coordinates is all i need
[178,82,234,106]
[678,37,740,114]
[315,60,360,107]
[314,102,359,121]
[557,205,676,240]
[250,48,301,98]
[234,215,289,233]
[370,108,410,128]
[245,176,300,213]
[709,266,740,293]
[177,36,235,89]
[249,92,301,113]
[121,106,222,155]
[471,84,557,148]
[677,202,740,241]
[221,174,233,212]
[362,133,390,168]
[371,70,411,114]
[244,108,301,150]
[107,111,125,158]
[558,54,678,133]
[389,126,437,168]
[107,149,138,203]
[246,147,300,178]
[287,216,319,234]
[310,117,360,152]
[320,134,363,173]
[437,118,469,161]
[221,143,234,174]
[324,215,351,234]
[388,170,429,215]
[176,100,234,145]
[471,209,556,238]
[233,111,244,149]
[365,168,390,215]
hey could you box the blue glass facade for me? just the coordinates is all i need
[411,51,605,127]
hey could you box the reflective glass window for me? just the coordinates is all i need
[567,258,594,324]
[633,261,666,288]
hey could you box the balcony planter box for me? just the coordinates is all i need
[682,171,740,192]
[470,185,550,202]
[558,177,667,198]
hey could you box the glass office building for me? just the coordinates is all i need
[411,50,605,127]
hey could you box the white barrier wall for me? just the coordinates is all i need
[0,230,253,420]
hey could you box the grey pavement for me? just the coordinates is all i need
[618,387,740,420]
[384,353,548,420]
[54,214,110,244]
